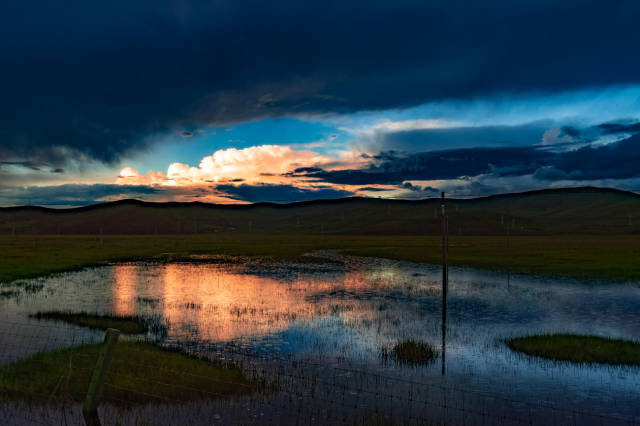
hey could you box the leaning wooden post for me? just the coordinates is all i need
[83,328,120,426]
[441,192,448,376]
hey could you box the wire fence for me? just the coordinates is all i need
[1,320,638,426]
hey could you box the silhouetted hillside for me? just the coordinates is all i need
[1,187,639,235]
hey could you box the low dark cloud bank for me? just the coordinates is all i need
[296,132,640,185]
[2,1,640,163]
[216,184,352,203]
[0,183,353,206]
[367,121,553,152]
[597,122,640,135]
[0,184,160,207]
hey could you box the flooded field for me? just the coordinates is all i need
[1,252,639,425]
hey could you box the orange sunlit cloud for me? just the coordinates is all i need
[113,144,396,202]
[116,144,367,187]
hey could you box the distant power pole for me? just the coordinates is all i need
[440,192,448,376]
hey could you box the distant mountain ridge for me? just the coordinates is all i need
[1,187,639,235]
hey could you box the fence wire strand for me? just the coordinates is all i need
[1,316,638,425]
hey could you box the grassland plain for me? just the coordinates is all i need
[1,234,639,283]
[0,341,257,403]
[506,334,640,365]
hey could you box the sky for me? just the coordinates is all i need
[1,0,640,206]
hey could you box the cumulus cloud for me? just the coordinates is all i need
[116,167,167,186]
[167,145,331,184]
[116,145,367,187]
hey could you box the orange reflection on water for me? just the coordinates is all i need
[112,264,139,316]
[109,262,400,342]
[160,263,317,341]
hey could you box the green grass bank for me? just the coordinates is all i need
[0,341,257,403]
[1,234,639,283]
[507,334,640,365]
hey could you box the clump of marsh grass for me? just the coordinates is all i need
[506,334,640,365]
[382,339,436,365]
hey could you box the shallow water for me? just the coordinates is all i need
[1,253,639,424]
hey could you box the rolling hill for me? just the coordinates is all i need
[1,187,639,236]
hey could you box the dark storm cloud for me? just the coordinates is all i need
[0,161,68,176]
[297,133,640,185]
[358,186,390,192]
[2,1,640,163]
[549,133,640,180]
[596,122,640,135]
[287,167,325,175]
[561,126,581,138]
[367,122,551,151]
[0,161,48,171]
[400,182,439,194]
[215,184,353,203]
[300,147,552,185]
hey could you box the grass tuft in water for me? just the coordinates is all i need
[387,339,436,365]
[0,341,258,404]
[31,311,148,334]
[506,334,640,365]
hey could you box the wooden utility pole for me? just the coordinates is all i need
[441,192,448,376]
[83,328,120,426]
